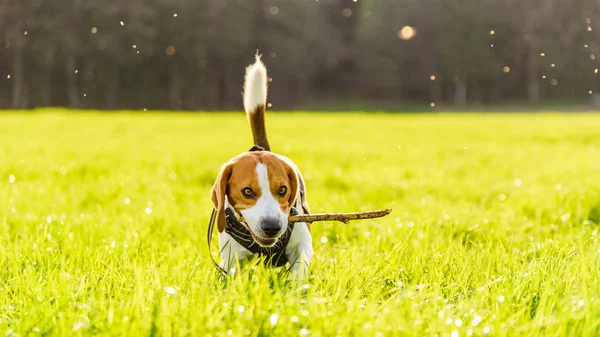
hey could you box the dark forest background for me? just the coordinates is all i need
[1,0,600,111]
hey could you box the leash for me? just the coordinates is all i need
[207,209,228,276]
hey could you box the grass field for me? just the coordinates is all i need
[1,111,600,336]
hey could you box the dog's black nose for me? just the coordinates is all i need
[261,218,282,237]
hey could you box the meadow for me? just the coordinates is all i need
[1,111,600,336]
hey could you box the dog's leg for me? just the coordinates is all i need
[285,222,313,281]
[219,232,253,275]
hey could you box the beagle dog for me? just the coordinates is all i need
[209,55,313,279]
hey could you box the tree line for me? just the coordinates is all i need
[0,0,599,110]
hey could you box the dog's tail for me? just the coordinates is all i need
[243,54,270,151]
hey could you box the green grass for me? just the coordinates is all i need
[1,110,600,336]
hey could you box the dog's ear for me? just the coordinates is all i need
[284,162,299,209]
[211,161,234,232]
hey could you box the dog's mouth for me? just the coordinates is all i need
[248,230,278,247]
[236,214,279,247]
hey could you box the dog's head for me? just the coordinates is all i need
[211,150,299,247]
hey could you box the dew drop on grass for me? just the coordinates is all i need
[124,198,130,204]
[514,179,522,186]
[300,328,310,335]
[145,207,152,214]
[455,319,463,327]
[472,315,483,326]
[446,318,453,325]
[483,326,491,334]
[8,174,15,184]
[238,305,245,313]
[169,172,177,180]
[578,300,584,307]
[320,237,328,243]
[451,330,459,337]
[226,329,233,335]
[291,315,299,323]
[498,295,505,302]
[269,313,278,326]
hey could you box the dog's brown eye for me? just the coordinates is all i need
[278,186,287,196]
[242,188,255,198]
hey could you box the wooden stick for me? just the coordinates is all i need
[288,209,392,224]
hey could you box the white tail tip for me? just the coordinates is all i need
[243,55,268,113]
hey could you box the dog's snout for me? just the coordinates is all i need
[261,218,282,237]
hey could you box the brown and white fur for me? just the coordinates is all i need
[211,55,313,279]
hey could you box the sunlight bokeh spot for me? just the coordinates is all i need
[270,6,279,15]
[471,315,483,326]
[91,27,98,34]
[166,46,176,56]
[342,8,352,17]
[269,313,278,326]
[398,26,416,40]
[164,286,177,295]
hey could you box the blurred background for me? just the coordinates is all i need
[1,0,599,111]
